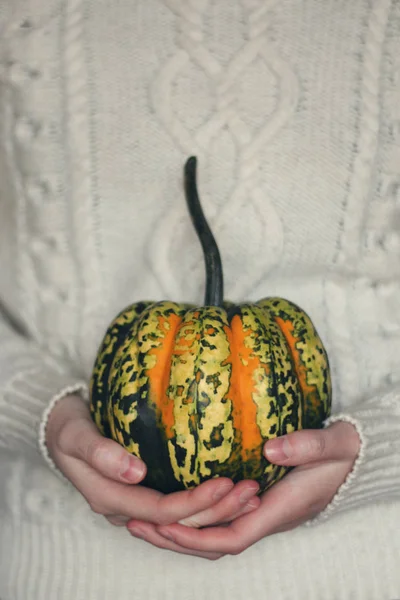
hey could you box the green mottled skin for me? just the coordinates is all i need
[90,297,332,494]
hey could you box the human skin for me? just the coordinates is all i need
[45,394,261,560]
[46,395,359,560]
[128,421,360,559]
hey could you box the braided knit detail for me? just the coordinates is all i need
[149,0,299,300]
[62,0,103,375]
[336,0,391,267]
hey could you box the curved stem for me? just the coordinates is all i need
[184,156,224,307]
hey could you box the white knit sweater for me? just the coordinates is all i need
[0,1,400,599]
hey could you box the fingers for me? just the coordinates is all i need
[49,394,246,531]
[62,450,236,525]
[57,413,147,484]
[156,517,254,556]
[176,480,260,528]
[154,494,276,556]
[141,478,236,525]
[264,421,360,466]
[154,459,349,555]
[129,521,223,560]
[155,482,289,555]
[128,522,223,560]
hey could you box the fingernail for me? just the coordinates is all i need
[213,483,234,501]
[128,526,146,539]
[121,456,145,482]
[243,499,259,512]
[239,485,258,504]
[264,438,292,461]
[178,515,201,528]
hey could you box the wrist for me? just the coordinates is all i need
[45,393,88,452]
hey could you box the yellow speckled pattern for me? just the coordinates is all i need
[90,298,331,493]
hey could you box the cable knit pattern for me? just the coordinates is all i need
[336,0,391,267]
[61,0,105,376]
[149,0,295,300]
[0,1,400,599]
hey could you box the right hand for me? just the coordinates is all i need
[45,394,260,559]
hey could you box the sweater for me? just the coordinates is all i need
[0,0,400,598]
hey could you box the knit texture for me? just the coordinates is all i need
[0,0,400,598]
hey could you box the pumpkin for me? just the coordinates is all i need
[89,157,332,494]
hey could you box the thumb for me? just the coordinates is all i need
[58,410,147,484]
[263,422,360,466]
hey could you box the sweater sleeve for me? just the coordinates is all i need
[308,388,400,524]
[0,309,89,470]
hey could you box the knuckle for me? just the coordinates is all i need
[207,554,223,561]
[155,496,177,525]
[229,542,246,556]
[88,500,105,515]
[310,433,326,457]
[56,420,75,455]
[86,489,112,517]
[56,417,90,458]
[153,499,164,525]
[83,437,107,466]
[154,509,171,527]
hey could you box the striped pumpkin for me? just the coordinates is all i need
[89,157,331,494]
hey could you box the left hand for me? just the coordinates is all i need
[128,421,360,559]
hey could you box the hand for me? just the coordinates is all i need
[46,394,260,559]
[142,421,360,559]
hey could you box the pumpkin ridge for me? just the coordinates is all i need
[193,307,232,484]
[247,305,289,488]
[260,297,332,429]
[107,313,144,456]
[168,308,204,487]
[146,308,183,441]
[89,301,152,434]
[134,303,188,492]
[223,307,262,481]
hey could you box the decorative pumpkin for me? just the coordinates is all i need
[90,157,332,494]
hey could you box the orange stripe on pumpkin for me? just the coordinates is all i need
[147,313,182,440]
[275,316,319,409]
[172,320,197,354]
[225,315,263,464]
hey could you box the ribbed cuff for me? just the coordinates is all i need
[0,356,88,472]
[308,389,400,524]
[39,380,89,478]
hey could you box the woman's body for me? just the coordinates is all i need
[1,1,400,598]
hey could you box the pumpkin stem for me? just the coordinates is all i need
[184,156,224,307]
